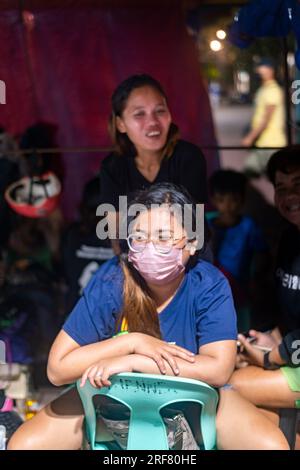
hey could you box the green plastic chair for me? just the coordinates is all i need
[76,372,218,450]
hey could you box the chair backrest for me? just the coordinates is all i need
[77,372,218,450]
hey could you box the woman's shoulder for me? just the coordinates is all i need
[188,260,233,314]
[170,140,206,171]
[189,258,229,289]
[94,255,122,278]
[101,151,129,174]
[172,140,205,159]
[85,256,123,294]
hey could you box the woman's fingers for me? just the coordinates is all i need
[146,345,195,374]
[151,353,167,374]
[81,365,105,388]
[93,375,104,388]
[87,366,100,388]
[160,351,180,375]
[237,334,248,348]
[248,330,276,348]
[100,369,112,387]
[237,334,264,366]
[237,334,257,352]
[249,329,259,338]
[149,349,180,375]
[238,336,257,357]
[80,366,93,387]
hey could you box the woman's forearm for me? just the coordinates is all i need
[47,333,135,385]
[133,353,233,388]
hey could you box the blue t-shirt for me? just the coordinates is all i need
[208,215,268,283]
[63,257,237,354]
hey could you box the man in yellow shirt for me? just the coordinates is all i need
[242,59,287,176]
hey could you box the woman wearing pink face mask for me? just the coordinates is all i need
[8,184,289,450]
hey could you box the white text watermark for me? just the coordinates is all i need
[96,197,205,251]
[0,80,6,104]
[291,340,300,366]
[0,340,5,363]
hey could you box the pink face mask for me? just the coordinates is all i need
[128,242,185,285]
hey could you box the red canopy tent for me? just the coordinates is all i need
[0,0,218,218]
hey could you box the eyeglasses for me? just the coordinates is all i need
[127,233,186,254]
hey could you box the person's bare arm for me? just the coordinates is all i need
[47,331,195,386]
[242,104,276,147]
[81,340,237,388]
[47,331,135,385]
[133,340,237,387]
[236,333,285,368]
[248,327,282,348]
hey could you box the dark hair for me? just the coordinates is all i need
[118,182,200,338]
[108,74,179,157]
[267,146,300,186]
[209,170,247,199]
[255,58,275,70]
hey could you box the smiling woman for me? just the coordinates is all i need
[99,74,208,255]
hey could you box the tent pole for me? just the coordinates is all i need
[283,37,292,145]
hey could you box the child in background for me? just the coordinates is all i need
[208,170,269,331]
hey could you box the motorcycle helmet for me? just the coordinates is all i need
[5,172,61,218]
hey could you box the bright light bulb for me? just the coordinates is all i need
[216,30,226,40]
[210,40,222,52]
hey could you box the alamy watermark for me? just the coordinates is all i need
[0,340,5,363]
[0,80,6,104]
[291,340,300,366]
[95,197,205,251]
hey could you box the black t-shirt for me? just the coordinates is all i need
[99,140,207,207]
[275,225,300,334]
[278,328,300,366]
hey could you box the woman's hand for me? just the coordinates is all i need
[80,355,135,388]
[247,329,279,349]
[237,333,265,368]
[130,333,195,375]
[241,135,254,147]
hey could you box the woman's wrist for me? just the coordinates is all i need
[111,331,134,356]
[127,332,147,354]
[127,332,138,354]
[268,347,285,367]
[263,352,279,370]
[131,353,161,374]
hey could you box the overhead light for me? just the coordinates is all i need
[216,30,227,40]
[210,40,222,52]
